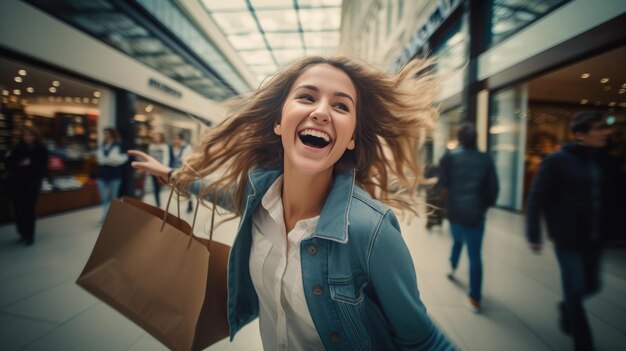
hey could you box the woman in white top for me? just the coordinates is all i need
[129,56,455,350]
[147,132,169,207]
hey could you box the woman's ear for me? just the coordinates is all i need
[347,138,355,150]
[274,123,282,136]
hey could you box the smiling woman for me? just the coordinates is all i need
[129,55,455,350]
[170,56,438,218]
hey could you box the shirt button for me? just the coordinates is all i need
[307,245,317,255]
[313,285,323,295]
[330,332,340,343]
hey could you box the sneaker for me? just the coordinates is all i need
[446,269,455,281]
[466,297,481,313]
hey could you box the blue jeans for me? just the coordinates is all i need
[449,221,485,302]
[555,245,602,351]
[151,175,161,207]
[97,178,122,220]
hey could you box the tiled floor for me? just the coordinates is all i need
[1,191,625,350]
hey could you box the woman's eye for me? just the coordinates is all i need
[296,94,314,102]
[334,103,349,112]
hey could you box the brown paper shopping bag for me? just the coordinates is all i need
[77,194,230,351]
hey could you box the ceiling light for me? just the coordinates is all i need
[622,83,626,88]
[619,103,626,107]
[93,91,101,97]
[13,89,21,95]
[580,73,590,79]
[26,87,34,93]
[619,89,626,94]
[49,87,57,93]
[145,104,154,112]
[14,76,22,83]
[600,78,609,84]
[83,97,89,103]
[92,98,99,104]
[18,69,27,76]
[2,90,8,96]
[608,102,616,107]
[580,99,588,105]
[52,80,60,87]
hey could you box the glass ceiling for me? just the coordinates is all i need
[201,0,343,84]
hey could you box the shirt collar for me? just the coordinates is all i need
[248,168,355,244]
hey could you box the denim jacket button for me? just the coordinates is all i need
[313,285,323,296]
[307,245,317,255]
[330,332,340,343]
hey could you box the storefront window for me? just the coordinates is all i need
[434,106,463,164]
[433,17,468,79]
[0,56,105,221]
[489,84,527,211]
[488,0,570,48]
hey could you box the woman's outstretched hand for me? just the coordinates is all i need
[128,150,171,179]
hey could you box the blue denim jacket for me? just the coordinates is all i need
[198,168,455,350]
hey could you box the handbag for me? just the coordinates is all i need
[77,190,230,350]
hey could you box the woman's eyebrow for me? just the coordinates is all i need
[295,84,355,106]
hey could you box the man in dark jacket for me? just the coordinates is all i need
[526,111,624,351]
[438,123,499,312]
[6,127,49,246]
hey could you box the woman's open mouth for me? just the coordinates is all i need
[298,129,331,149]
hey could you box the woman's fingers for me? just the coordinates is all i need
[130,161,149,172]
[128,149,170,178]
[127,149,151,161]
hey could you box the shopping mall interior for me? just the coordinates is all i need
[1,0,625,350]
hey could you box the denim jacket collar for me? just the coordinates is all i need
[247,167,355,244]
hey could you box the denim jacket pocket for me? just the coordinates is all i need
[329,279,364,305]
[329,279,370,350]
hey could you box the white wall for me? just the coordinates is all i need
[0,0,227,125]
[478,0,626,81]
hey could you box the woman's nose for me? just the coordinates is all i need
[311,105,330,123]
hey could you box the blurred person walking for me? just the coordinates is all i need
[6,127,48,246]
[526,111,625,351]
[148,131,169,207]
[169,132,193,213]
[97,127,128,223]
[438,123,499,312]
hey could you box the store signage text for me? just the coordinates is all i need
[148,78,182,98]
[392,0,463,71]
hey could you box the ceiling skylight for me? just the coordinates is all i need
[201,0,342,84]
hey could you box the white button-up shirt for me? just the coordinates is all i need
[249,176,325,351]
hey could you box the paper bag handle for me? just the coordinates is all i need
[161,184,217,250]
[161,186,200,236]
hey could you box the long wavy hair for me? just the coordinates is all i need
[174,56,438,217]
